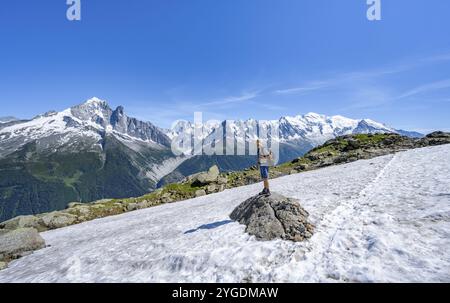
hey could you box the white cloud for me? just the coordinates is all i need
[274,82,328,95]
[200,91,260,107]
[397,79,450,99]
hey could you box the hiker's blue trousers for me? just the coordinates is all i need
[260,166,269,179]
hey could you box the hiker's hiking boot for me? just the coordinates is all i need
[259,188,271,196]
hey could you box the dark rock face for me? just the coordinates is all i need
[421,131,450,146]
[230,193,314,242]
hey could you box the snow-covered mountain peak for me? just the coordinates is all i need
[168,112,416,150]
[303,112,325,120]
[83,97,109,107]
[0,98,172,157]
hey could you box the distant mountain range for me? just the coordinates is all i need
[0,97,423,221]
[0,116,19,123]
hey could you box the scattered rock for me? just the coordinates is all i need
[0,228,46,262]
[0,215,46,232]
[41,212,77,229]
[206,184,217,194]
[195,189,207,197]
[290,170,299,175]
[136,201,149,209]
[67,202,84,209]
[192,165,220,185]
[217,177,228,185]
[344,139,360,151]
[333,155,348,164]
[74,206,91,216]
[230,193,314,242]
[291,158,301,164]
[127,203,138,211]
[0,261,7,270]
[161,194,174,203]
[296,164,309,171]
[218,184,226,192]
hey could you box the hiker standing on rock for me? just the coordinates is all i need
[257,139,273,196]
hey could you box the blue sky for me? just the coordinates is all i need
[0,0,449,132]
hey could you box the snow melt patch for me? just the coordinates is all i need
[0,145,449,282]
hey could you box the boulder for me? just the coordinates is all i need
[41,212,77,229]
[137,201,152,209]
[217,177,228,185]
[0,261,7,271]
[195,189,207,197]
[206,184,217,194]
[0,215,46,232]
[192,165,220,185]
[126,203,138,211]
[0,228,46,262]
[230,193,314,242]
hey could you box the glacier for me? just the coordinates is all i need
[0,144,449,283]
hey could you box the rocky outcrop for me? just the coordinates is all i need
[230,193,314,242]
[287,132,450,173]
[0,215,47,232]
[0,228,46,268]
[420,131,450,146]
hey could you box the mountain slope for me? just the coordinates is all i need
[0,144,448,282]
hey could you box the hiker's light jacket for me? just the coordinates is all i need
[257,146,272,167]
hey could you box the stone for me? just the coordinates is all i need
[195,189,207,197]
[161,195,174,203]
[217,177,228,185]
[192,165,220,185]
[137,201,152,209]
[291,158,301,164]
[127,203,138,211]
[344,139,361,151]
[0,215,46,232]
[0,228,46,262]
[230,193,314,242]
[333,155,348,164]
[206,184,217,194]
[67,202,84,209]
[0,261,7,271]
[71,206,91,216]
[296,164,309,171]
[41,212,77,229]
[290,170,299,175]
